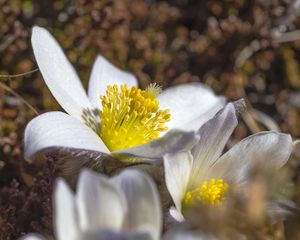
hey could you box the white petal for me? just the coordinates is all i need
[189,103,238,188]
[88,55,138,110]
[54,179,78,240]
[20,234,46,240]
[76,169,127,232]
[157,83,226,132]
[112,170,162,240]
[113,130,199,161]
[163,228,218,240]
[164,151,193,213]
[212,132,292,185]
[31,26,92,120]
[24,111,110,161]
[169,207,185,222]
[80,229,153,240]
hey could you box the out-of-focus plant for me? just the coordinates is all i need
[22,168,162,240]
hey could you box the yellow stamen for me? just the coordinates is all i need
[99,84,171,151]
[183,178,229,207]
[144,83,162,99]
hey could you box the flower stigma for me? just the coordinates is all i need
[183,178,229,207]
[99,84,171,151]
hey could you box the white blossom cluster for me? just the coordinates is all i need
[21,27,294,240]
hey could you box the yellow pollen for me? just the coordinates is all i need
[183,179,229,207]
[99,84,171,151]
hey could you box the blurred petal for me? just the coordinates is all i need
[169,207,185,222]
[266,199,296,222]
[31,26,92,120]
[54,179,78,240]
[24,111,109,161]
[76,169,127,232]
[292,139,300,158]
[20,234,46,240]
[164,151,193,213]
[164,227,218,240]
[164,225,245,240]
[212,132,292,184]
[157,83,225,132]
[80,228,153,240]
[189,103,238,188]
[88,55,138,110]
[113,130,199,161]
[252,109,280,131]
[112,170,161,240]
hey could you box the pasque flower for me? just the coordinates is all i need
[164,103,293,221]
[22,169,162,240]
[24,26,225,163]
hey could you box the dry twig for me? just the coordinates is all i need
[0,69,39,115]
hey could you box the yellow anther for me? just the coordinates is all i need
[99,84,170,151]
[183,178,229,207]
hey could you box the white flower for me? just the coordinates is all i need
[21,168,162,240]
[24,26,226,163]
[164,103,293,221]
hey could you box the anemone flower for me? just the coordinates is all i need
[22,168,161,240]
[24,26,225,163]
[164,103,293,221]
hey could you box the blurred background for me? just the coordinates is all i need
[1,0,300,239]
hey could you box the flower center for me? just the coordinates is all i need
[183,178,229,207]
[99,84,171,151]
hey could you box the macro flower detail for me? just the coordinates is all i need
[164,103,293,221]
[21,169,162,240]
[99,84,170,151]
[183,178,229,207]
[24,26,226,163]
